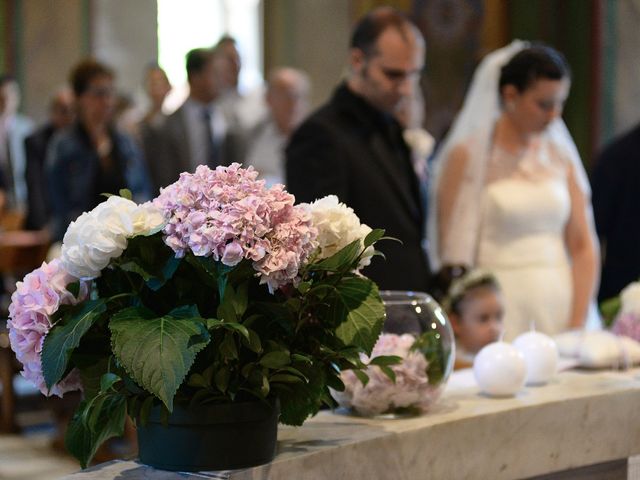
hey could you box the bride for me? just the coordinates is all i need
[429,41,599,340]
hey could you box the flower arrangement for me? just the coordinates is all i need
[331,332,445,416]
[8,164,390,467]
[607,282,640,341]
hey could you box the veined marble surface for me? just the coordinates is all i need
[62,368,640,479]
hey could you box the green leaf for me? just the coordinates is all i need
[332,278,385,353]
[214,367,230,393]
[119,261,154,281]
[363,228,385,248]
[222,322,250,340]
[206,318,224,330]
[259,350,290,369]
[270,374,303,383]
[188,256,233,299]
[217,286,237,323]
[600,296,622,328]
[118,188,133,200]
[291,353,313,364]
[279,366,309,382]
[310,239,361,272]
[147,256,181,291]
[353,369,369,387]
[325,372,345,391]
[297,281,311,294]
[78,357,111,400]
[219,332,238,360]
[42,299,107,389]
[100,373,120,392]
[65,393,127,468]
[378,365,396,383]
[369,355,402,367]
[66,281,80,298]
[187,373,208,388]
[168,305,200,319]
[109,306,210,411]
[232,281,249,317]
[241,328,262,353]
[260,373,270,397]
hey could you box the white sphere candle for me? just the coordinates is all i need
[473,342,526,397]
[513,331,558,386]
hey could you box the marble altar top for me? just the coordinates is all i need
[62,367,640,479]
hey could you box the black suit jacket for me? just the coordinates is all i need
[148,103,246,192]
[286,84,430,292]
[24,123,56,230]
[592,123,640,301]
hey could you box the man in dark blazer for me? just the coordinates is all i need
[150,48,245,192]
[286,7,430,292]
[592,122,640,301]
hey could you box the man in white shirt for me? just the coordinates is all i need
[0,75,34,211]
[245,68,310,187]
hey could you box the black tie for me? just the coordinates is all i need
[203,107,218,167]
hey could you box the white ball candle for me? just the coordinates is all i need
[473,342,526,397]
[513,331,558,386]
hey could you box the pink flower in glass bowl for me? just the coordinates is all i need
[332,333,439,416]
[612,312,640,342]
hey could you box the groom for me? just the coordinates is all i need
[285,7,430,292]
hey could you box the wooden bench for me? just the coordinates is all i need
[0,319,19,432]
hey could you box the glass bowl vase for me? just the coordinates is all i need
[332,291,455,417]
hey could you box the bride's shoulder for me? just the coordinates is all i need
[540,135,575,169]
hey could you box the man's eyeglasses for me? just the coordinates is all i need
[378,66,424,83]
[85,87,115,98]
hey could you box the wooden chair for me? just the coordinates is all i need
[0,320,20,432]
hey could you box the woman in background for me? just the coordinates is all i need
[430,41,599,340]
[47,59,151,241]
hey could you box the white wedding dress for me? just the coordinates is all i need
[475,140,573,340]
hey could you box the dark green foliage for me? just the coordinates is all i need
[48,229,387,466]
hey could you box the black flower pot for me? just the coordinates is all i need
[137,398,279,472]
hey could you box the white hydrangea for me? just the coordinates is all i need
[304,195,374,269]
[61,196,166,279]
[621,282,640,315]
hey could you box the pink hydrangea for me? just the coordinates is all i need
[8,259,89,397]
[612,312,640,342]
[154,163,317,292]
[332,333,437,416]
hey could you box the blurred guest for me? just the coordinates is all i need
[0,75,35,213]
[141,64,172,129]
[444,270,504,369]
[23,87,75,230]
[216,35,242,97]
[286,7,430,292]
[46,59,151,241]
[215,35,267,131]
[113,93,139,138]
[138,64,172,191]
[245,67,310,186]
[153,48,245,192]
[592,122,640,301]
[0,169,5,212]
